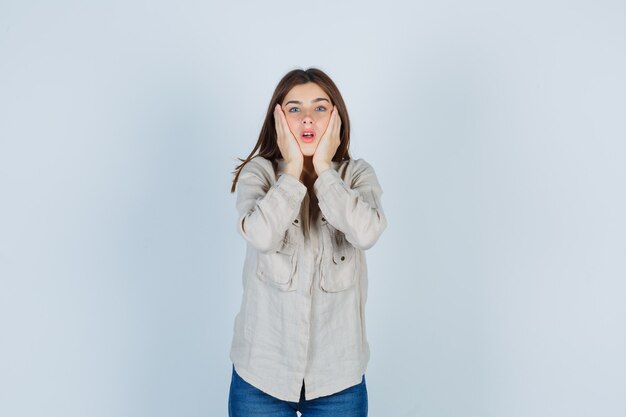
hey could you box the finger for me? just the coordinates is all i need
[275,108,289,147]
[274,106,281,130]
[325,108,336,133]
[275,105,287,135]
[278,106,290,132]
[274,104,281,126]
[274,109,280,135]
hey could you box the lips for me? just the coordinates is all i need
[301,129,315,143]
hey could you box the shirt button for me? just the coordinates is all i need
[294,219,299,224]
[341,255,345,261]
[321,217,326,221]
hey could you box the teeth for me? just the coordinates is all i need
[303,132,313,137]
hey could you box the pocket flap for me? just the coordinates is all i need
[258,242,298,290]
[332,247,354,264]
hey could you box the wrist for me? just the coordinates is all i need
[284,162,303,180]
[314,163,331,176]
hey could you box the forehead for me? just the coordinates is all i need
[283,82,330,103]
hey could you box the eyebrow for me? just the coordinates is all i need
[284,98,331,106]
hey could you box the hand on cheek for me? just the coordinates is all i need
[313,105,341,176]
[274,104,303,168]
[274,104,304,178]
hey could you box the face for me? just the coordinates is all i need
[281,82,333,156]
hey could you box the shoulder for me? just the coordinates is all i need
[237,156,281,192]
[240,156,277,179]
[337,157,377,178]
[337,158,382,189]
[351,158,375,172]
[241,155,272,172]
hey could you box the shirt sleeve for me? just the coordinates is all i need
[313,159,388,250]
[235,159,307,253]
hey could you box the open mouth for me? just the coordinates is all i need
[301,129,315,143]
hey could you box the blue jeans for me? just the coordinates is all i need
[228,364,368,417]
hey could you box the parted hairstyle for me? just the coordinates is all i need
[230,67,351,193]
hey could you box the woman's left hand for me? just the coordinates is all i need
[313,105,341,176]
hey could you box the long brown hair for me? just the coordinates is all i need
[230,67,351,193]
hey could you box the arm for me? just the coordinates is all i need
[236,159,307,253]
[313,159,387,250]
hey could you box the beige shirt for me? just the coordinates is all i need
[229,155,387,402]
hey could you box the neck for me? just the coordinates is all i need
[303,156,314,174]
[300,156,316,184]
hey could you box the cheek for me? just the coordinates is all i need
[284,115,299,133]
[319,114,332,130]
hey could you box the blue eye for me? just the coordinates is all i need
[287,106,328,113]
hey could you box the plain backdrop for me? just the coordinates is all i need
[1,1,625,416]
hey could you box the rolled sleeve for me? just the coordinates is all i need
[236,162,307,253]
[313,160,387,250]
[276,173,308,210]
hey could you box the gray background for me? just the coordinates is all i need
[1,1,625,416]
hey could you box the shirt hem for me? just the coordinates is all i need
[233,363,303,403]
[303,372,366,401]
[232,362,367,403]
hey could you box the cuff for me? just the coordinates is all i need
[313,167,345,196]
[276,172,308,209]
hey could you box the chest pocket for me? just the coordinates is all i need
[321,219,358,292]
[256,230,299,292]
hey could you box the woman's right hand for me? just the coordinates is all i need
[274,104,303,178]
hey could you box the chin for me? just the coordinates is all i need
[299,144,316,157]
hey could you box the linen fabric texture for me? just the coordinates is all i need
[229,156,387,402]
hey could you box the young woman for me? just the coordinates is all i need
[228,68,387,417]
